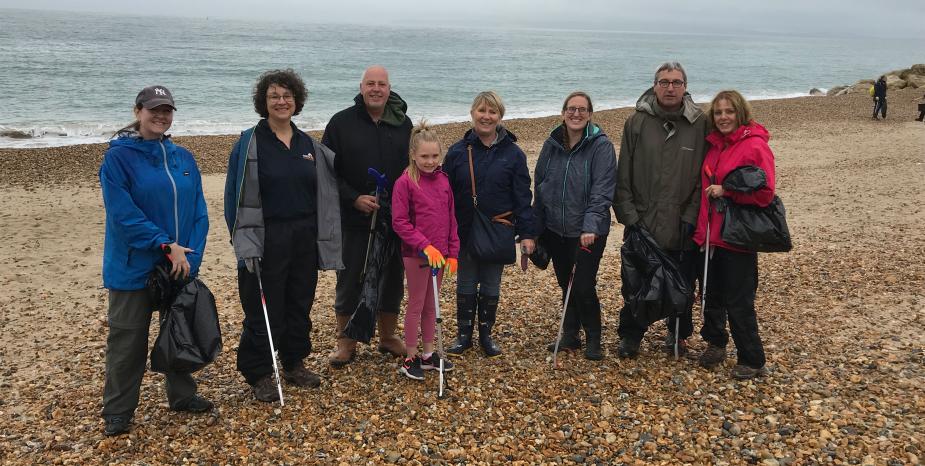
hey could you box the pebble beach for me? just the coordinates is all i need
[0,88,923,465]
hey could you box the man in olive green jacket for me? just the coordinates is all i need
[614,61,707,358]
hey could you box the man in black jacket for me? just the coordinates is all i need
[323,65,412,367]
[872,75,887,120]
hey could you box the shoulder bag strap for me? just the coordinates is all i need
[467,145,478,207]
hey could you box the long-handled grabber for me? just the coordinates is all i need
[701,165,716,319]
[430,266,449,398]
[552,245,592,370]
[361,168,388,280]
[254,260,284,406]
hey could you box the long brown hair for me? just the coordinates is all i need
[112,103,143,137]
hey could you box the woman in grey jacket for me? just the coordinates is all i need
[533,91,617,360]
[224,69,342,402]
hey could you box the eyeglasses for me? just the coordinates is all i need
[565,106,589,115]
[267,94,294,102]
[656,80,686,88]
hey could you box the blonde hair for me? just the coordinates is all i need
[707,90,753,132]
[407,120,442,186]
[470,91,505,119]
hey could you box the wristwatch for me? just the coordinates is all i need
[161,244,172,255]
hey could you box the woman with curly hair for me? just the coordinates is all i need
[224,69,343,402]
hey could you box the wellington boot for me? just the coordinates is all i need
[329,314,356,368]
[446,293,476,355]
[477,294,502,357]
[376,312,404,357]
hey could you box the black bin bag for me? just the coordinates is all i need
[720,165,792,253]
[620,226,691,327]
[147,263,222,374]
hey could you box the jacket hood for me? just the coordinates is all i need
[109,132,175,158]
[706,121,770,147]
[635,88,703,124]
[547,122,605,152]
[463,125,517,148]
[353,90,408,127]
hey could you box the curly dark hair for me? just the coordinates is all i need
[252,69,307,118]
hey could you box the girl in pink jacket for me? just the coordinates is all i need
[392,121,460,380]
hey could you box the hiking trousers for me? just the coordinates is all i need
[102,289,197,421]
[542,230,607,337]
[237,217,318,385]
[699,247,766,368]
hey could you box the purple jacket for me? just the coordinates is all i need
[392,168,460,259]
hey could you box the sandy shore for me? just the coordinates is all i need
[0,89,923,464]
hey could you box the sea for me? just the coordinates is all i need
[0,8,921,148]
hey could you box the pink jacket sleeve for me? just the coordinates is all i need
[447,182,460,258]
[725,140,776,208]
[391,176,431,252]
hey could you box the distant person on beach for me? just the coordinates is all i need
[915,93,925,122]
[391,121,459,380]
[442,91,537,358]
[692,90,773,380]
[224,69,342,402]
[613,61,707,359]
[99,85,212,436]
[323,65,411,367]
[533,91,616,360]
[872,75,887,120]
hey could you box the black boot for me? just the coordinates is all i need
[477,294,502,357]
[446,293,476,355]
[580,297,603,360]
[547,299,582,352]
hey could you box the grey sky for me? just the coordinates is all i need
[2,0,924,39]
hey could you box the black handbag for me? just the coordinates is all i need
[465,145,516,264]
[719,165,792,253]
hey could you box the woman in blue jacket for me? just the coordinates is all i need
[534,91,616,360]
[99,86,211,437]
[443,91,537,357]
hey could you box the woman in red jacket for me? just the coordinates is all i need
[692,90,773,380]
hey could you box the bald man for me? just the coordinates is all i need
[322,66,413,366]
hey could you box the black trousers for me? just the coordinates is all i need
[699,247,766,368]
[617,249,697,342]
[542,230,607,337]
[237,217,318,385]
[334,228,404,316]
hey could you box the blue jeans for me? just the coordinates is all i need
[456,251,504,297]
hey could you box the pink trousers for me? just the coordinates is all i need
[402,257,444,349]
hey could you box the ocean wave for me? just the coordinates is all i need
[0,91,812,149]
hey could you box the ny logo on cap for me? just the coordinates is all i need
[154,88,167,96]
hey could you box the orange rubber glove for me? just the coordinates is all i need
[422,245,446,269]
[444,258,458,277]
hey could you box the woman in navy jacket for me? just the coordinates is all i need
[534,91,616,360]
[442,91,537,357]
[99,85,211,437]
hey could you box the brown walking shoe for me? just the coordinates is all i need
[698,344,727,369]
[253,375,280,403]
[282,361,321,388]
[731,364,768,380]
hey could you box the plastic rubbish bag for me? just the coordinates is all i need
[620,226,691,327]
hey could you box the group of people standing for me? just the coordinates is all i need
[98,61,778,436]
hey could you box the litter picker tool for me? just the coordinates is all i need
[361,168,388,280]
[430,265,450,398]
[254,261,285,406]
[552,245,592,370]
[701,165,716,318]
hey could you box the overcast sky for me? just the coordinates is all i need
[2,0,924,39]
